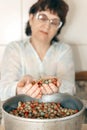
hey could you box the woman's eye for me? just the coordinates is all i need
[38,14,47,21]
[51,20,60,26]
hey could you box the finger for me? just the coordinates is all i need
[17,80,25,87]
[17,83,32,95]
[41,86,47,95]
[49,83,58,93]
[31,89,41,98]
[18,75,33,87]
[36,90,42,99]
[27,84,39,96]
[57,81,60,87]
[41,84,48,95]
[36,93,42,99]
[22,83,32,94]
[57,78,61,87]
[42,84,52,94]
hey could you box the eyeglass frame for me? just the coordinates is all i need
[35,12,62,29]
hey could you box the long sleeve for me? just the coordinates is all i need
[56,44,75,95]
[0,42,22,101]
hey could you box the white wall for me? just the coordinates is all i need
[60,0,87,71]
[0,0,87,71]
[0,0,22,69]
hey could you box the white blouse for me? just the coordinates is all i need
[0,37,76,101]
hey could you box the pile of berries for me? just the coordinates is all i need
[9,101,79,119]
[32,78,58,87]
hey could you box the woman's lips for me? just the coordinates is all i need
[40,30,48,35]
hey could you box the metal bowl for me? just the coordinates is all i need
[2,93,85,130]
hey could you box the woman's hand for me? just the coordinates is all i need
[41,77,60,95]
[16,75,61,98]
[16,75,42,99]
[17,75,33,87]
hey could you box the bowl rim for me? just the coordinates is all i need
[2,94,85,122]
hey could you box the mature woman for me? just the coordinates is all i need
[0,0,75,101]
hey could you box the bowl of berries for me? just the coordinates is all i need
[2,92,85,130]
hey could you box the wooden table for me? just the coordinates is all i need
[0,124,87,130]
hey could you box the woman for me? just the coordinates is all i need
[0,0,76,101]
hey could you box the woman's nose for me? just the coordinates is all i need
[44,20,51,29]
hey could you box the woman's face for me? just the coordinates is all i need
[29,10,62,44]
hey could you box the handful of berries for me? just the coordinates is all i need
[32,77,58,87]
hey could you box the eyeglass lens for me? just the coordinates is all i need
[36,13,62,28]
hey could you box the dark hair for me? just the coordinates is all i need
[25,0,69,42]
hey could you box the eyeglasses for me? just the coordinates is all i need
[35,12,62,29]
